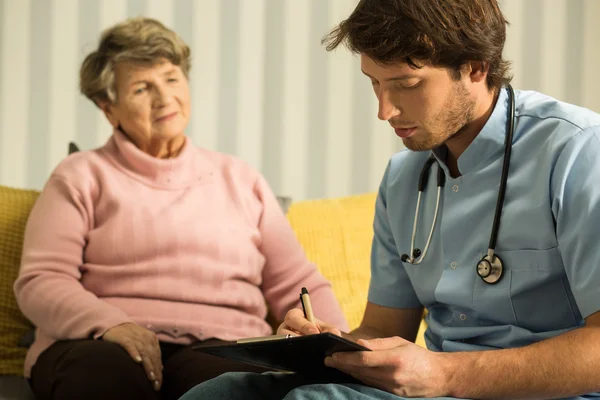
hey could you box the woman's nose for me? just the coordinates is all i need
[153,86,172,108]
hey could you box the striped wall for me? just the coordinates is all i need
[1,0,599,201]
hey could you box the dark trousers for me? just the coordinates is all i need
[29,339,271,400]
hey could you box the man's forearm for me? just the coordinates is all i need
[442,326,600,399]
[343,305,424,343]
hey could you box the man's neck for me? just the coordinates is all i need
[446,89,499,178]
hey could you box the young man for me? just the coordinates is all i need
[181,0,600,399]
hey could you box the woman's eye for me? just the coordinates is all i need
[134,87,146,95]
[168,78,178,83]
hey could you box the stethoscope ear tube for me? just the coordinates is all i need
[437,161,446,188]
[418,157,437,192]
[402,85,515,285]
[403,161,445,265]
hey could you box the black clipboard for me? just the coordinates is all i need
[193,332,370,375]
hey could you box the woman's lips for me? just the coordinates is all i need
[155,112,177,122]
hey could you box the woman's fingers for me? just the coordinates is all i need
[103,323,163,391]
[139,337,162,390]
[140,353,161,391]
[120,339,143,363]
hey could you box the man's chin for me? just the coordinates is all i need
[402,137,437,152]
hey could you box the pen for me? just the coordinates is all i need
[299,287,317,326]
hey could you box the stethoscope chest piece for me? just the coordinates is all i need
[476,253,504,284]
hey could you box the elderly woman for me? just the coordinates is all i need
[14,17,347,400]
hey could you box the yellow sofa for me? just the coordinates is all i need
[0,185,426,387]
[286,193,427,344]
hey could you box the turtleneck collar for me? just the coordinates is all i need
[103,129,212,190]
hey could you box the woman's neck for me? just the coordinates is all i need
[119,128,187,159]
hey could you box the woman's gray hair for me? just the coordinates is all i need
[80,17,191,106]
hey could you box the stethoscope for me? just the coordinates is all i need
[401,85,515,284]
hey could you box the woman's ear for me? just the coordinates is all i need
[97,100,120,128]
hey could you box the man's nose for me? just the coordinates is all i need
[377,91,401,121]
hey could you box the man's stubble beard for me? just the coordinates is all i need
[403,82,476,152]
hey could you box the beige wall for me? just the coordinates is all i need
[1,0,599,200]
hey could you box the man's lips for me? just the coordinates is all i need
[393,126,417,138]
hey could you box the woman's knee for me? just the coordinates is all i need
[52,339,154,394]
[55,340,138,375]
[31,340,155,400]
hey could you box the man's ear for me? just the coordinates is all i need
[465,61,489,84]
[97,100,120,128]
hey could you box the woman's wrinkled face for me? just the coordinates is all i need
[101,59,191,150]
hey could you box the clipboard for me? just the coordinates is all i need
[193,332,370,375]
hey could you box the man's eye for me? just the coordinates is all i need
[399,81,421,89]
[168,78,178,83]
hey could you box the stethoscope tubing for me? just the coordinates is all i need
[402,85,515,284]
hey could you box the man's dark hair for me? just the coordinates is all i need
[323,0,512,90]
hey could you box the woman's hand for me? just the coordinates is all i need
[324,336,449,397]
[102,322,163,391]
[277,308,342,337]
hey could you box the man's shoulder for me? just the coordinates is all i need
[516,90,600,132]
[386,149,431,185]
[514,90,600,165]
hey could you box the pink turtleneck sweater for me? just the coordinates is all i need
[14,130,348,377]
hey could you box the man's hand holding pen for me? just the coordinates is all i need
[277,308,343,336]
[277,290,447,397]
[277,287,343,337]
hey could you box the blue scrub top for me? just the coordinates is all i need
[368,88,600,353]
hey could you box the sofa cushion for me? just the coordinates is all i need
[0,186,39,376]
[0,185,425,383]
[286,193,376,330]
[286,193,427,347]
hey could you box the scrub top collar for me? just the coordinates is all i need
[431,86,511,177]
